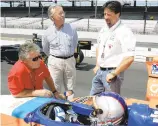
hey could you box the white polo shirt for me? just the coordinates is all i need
[97,20,136,68]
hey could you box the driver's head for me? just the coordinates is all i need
[93,92,126,125]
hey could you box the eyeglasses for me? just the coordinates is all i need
[32,55,42,62]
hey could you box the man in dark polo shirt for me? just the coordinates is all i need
[8,42,65,99]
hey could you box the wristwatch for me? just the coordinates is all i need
[52,90,57,94]
[110,71,117,77]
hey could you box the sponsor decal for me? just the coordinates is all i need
[150,111,158,123]
[149,84,158,94]
[151,64,158,75]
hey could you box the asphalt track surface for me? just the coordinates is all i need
[1,33,150,100]
[1,33,158,49]
[1,57,148,100]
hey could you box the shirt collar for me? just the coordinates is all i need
[52,22,64,31]
[109,19,121,32]
[20,60,38,74]
[19,60,31,73]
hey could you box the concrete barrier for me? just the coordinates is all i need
[1,28,158,43]
[1,17,157,34]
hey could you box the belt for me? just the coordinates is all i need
[51,55,74,59]
[100,67,116,71]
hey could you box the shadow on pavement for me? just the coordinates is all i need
[76,63,95,71]
[1,58,15,65]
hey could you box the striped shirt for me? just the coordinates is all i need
[42,23,78,57]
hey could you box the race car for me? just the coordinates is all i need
[1,33,92,67]
[0,92,125,126]
[1,37,158,126]
[1,59,158,126]
[1,91,158,126]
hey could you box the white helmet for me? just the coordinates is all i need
[93,92,127,125]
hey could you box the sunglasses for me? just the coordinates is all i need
[32,55,42,62]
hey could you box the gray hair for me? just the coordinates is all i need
[18,42,40,61]
[48,5,62,19]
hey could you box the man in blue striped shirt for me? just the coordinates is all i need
[42,5,78,96]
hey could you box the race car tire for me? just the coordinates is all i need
[4,49,19,64]
[76,50,84,65]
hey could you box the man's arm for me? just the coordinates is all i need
[44,76,66,99]
[112,56,134,76]
[44,75,56,92]
[106,29,136,82]
[95,47,99,67]
[14,89,35,97]
[106,56,134,83]
[14,75,65,99]
[112,27,136,76]
[94,31,101,71]
[73,28,78,49]
[93,47,100,74]
[73,28,78,58]
[14,89,53,98]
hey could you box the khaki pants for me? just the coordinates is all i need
[48,55,76,92]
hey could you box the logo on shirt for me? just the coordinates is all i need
[109,32,116,41]
[108,44,113,49]
[109,35,115,41]
[38,72,44,76]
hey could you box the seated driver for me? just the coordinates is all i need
[8,42,65,99]
[71,91,127,125]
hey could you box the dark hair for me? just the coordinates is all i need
[103,1,122,16]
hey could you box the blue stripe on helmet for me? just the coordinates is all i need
[98,92,127,111]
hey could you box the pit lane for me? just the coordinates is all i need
[1,57,148,100]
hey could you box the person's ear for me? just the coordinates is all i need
[51,16,54,21]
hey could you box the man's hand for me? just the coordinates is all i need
[93,66,99,74]
[32,89,53,97]
[54,92,66,100]
[106,73,116,83]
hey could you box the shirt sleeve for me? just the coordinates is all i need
[8,72,25,95]
[70,24,78,49]
[73,28,78,48]
[120,29,136,57]
[40,61,51,78]
[97,35,101,46]
[42,33,50,56]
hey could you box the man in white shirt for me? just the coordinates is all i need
[90,1,136,95]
